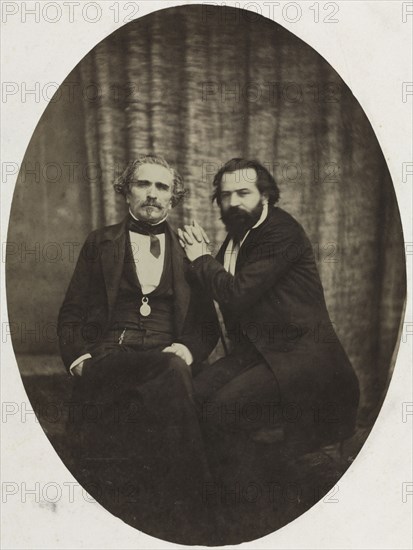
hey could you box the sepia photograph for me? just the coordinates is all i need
[2,1,411,548]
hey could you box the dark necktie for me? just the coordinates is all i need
[127,216,165,258]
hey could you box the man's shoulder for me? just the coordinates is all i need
[86,219,179,249]
[264,206,305,235]
[268,206,298,223]
[85,219,127,243]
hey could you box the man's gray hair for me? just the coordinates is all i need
[113,154,187,207]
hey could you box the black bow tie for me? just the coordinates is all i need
[127,216,165,258]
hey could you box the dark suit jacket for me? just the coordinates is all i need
[58,217,219,372]
[190,206,360,442]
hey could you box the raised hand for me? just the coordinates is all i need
[178,221,211,262]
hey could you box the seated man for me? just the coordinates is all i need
[58,154,219,544]
[179,158,360,541]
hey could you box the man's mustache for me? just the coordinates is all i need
[221,207,251,222]
[142,200,162,208]
[222,207,248,217]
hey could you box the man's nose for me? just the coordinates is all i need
[147,183,157,198]
[229,193,240,207]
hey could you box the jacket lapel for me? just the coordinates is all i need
[100,218,127,320]
[216,234,231,265]
[167,224,190,336]
[124,232,142,291]
[235,207,275,272]
[235,230,257,272]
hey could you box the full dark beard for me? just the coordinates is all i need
[221,202,263,243]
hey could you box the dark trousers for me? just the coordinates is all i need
[194,354,280,488]
[192,346,359,544]
[193,354,286,543]
[68,332,214,544]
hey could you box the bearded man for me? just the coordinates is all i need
[179,158,360,542]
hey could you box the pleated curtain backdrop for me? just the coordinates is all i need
[10,5,405,419]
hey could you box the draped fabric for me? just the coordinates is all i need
[7,5,405,419]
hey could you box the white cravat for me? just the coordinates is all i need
[223,203,268,275]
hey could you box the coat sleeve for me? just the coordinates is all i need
[189,222,303,314]
[57,230,98,372]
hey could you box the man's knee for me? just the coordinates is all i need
[199,394,237,431]
[164,354,192,381]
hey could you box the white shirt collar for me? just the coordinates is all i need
[251,202,268,230]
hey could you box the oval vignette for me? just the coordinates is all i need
[6,4,406,546]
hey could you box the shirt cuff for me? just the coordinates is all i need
[172,343,193,366]
[69,353,92,376]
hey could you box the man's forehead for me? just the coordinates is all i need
[134,163,174,184]
[221,168,258,189]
